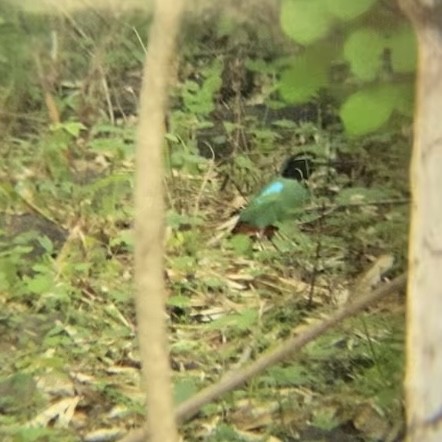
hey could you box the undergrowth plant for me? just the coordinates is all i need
[0,2,410,441]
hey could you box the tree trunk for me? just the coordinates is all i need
[399,1,442,441]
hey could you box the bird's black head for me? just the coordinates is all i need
[280,153,315,182]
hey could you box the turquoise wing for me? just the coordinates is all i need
[239,178,311,228]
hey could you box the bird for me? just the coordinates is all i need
[232,153,315,238]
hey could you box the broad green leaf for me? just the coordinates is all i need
[388,25,417,73]
[326,0,377,21]
[344,28,385,81]
[280,0,332,45]
[279,53,328,103]
[340,85,398,135]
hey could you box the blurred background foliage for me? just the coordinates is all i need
[0,0,411,441]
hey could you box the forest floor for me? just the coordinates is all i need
[0,114,408,442]
[0,6,412,441]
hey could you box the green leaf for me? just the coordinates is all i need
[234,155,255,170]
[174,378,198,404]
[53,121,86,137]
[24,273,53,295]
[208,308,258,331]
[110,229,134,251]
[0,373,36,413]
[246,58,278,74]
[340,85,398,135]
[167,211,204,229]
[388,24,417,73]
[344,28,385,81]
[229,234,253,255]
[167,295,191,308]
[280,0,332,45]
[216,15,236,38]
[165,133,180,143]
[326,0,377,21]
[279,52,328,103]
[37,235,54,254]
[312,407,339,431]
[182,59,223,115]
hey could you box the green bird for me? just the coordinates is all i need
[233,154,314,236]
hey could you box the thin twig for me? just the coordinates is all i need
[99,64,115,125]
[134,1,183,441]
[307,147,335,306]
[133,26,148,54]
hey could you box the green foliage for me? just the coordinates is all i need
[340,83,412,135]
[0,372,37,414]
[167,294,192,309]
[389,24,417,73]
[261,365,314,387]
[326,0,377,21]
[344,28,384,81]
[4,427,77,442]
[174,377,199,404]
[0,243,32,293]
[110,229,134,253]
[207,308,259,333]
[312,407,340,431]
[209,424,250,442]
[280,0,378,45]
[280,0,332,45]
[279,47,329,103]
[89,124,135,158]
[228,234,254,255]
[0,3,38,111]
[279,0,416,136]
[336,186,398,205]
[181,58,223,115]
[0,5,409,441]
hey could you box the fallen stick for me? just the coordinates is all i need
[120,273,406,442]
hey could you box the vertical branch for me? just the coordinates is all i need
[134,1,184,441]
[399,1,442,441]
